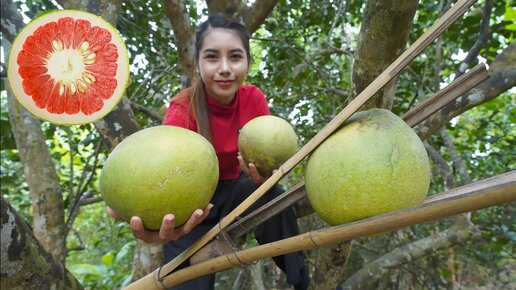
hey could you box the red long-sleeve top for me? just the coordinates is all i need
[163,84,270,180]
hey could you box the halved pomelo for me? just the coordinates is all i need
[7,10,129,125]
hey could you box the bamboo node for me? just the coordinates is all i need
[218,223,256,266]
[308,231,321,248]
[156,265,172,290]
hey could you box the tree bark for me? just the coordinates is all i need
[6,82,67,265]
[163,0,196,85]
[309,242,353,290]
[130,240,165,281]
[242,0,279,35]
[1,196,83,290]
[352,0,419,110]
[206,0,241,15]
[0,0,25,43]
[205,0,278,35]
[3,0,66,264]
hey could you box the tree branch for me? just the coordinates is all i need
[455,0,492,77]
[440,128,472,185]
[130,102,164,123]
[415,41,516,140]
[65,139,103,236]
[242,0,279,35]
[163,0,196,85]
[341,222,480,290]
[424,142,456,190]
[206,0,242,15]
[129,65,177,101]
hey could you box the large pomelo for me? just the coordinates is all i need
[7,10,129,125]
[99,126,219,230]
[305,108,430,225]
[238,115,298,177]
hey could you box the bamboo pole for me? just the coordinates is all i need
[223,63,489,239]
[123,0,478,288]
[163,171,516,287]
[401,63,490,127]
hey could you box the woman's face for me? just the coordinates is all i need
[198,28,249,105]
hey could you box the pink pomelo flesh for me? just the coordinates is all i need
[8,10,129,125]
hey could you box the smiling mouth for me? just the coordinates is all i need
[216,80,233,88]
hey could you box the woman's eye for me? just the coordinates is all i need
[231,54,243,60]
[205,54,217,60]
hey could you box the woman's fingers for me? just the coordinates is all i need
[237,154,249,175]
[180,209,203,235]
[248,163,265,184]
[105,206,124,221]
[238,153,271,184]
[129,216,152,241]
[126,204,213,244]
[158,214,177,241]
[177,203,213,236]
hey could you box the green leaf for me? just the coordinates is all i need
[68,263,102,278]
[101,251,114,266]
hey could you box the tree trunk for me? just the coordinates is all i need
[309,1,419,289]
[1,196,83,289]
[352,0,419,110]
[130,240,165,281]
[3,0,66,264]
[0,0,25,43]
[6,82,67,265]
[310,242,352,290]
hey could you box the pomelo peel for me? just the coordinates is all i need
[305,108,431,225]
[238,115,298,177]
[99,126,219,230]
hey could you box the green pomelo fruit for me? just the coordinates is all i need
[238,116,298,177]
[99,126,219,230]
[305,108,431,225]
[7,10,129,125]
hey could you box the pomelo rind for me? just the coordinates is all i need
[7,9,130,125]
[238,115,298,177]
[305,108,431,225]
[99,126,219,230]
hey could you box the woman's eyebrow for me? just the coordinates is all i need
[202,48,245,54]
[202,48,219,54]
[230,48,245,53]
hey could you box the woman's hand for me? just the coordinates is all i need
[238,153,271,184]
[106,204,213,244]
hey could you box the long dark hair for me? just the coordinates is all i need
[190,13,251,142]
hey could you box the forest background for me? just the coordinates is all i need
[1,0,515,289]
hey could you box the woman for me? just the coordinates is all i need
[111,13,309,290]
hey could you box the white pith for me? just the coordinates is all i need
[7,10,129,125]
[46,44,94,94]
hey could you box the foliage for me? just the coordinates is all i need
[118,0,183,126]
[66,202,135,290]
[1,0,514,289]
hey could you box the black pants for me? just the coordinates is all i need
[163,173,309,290]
